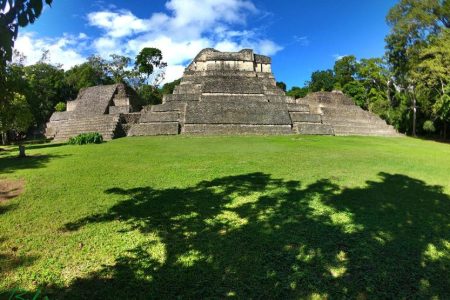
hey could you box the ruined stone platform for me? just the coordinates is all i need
[128,48,333,136]
[45,84,139,141]
[45,48,400,140]
[297,92,400,136]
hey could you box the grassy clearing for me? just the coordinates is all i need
[0,135,449,299]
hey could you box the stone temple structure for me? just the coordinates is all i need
[46,48,399,140]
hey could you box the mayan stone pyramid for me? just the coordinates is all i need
[128,48,334,136]
[46,48,399,140]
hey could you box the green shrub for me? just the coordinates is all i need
[423,120,436,133]
[68,132,103,145]
[54,102,67,112]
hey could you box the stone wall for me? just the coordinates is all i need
[186,48,272,73]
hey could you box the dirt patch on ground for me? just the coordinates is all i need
[0,179,25,201]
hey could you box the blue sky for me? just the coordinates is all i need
[16,0,398,88]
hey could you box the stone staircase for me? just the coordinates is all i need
[51,115,123,141]
[298,92,400,137]
[70,85,117,119]
[287,103,334,135]
[126,103,184,136]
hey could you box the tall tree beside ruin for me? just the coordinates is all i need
[0,0,53,110]
[385,0,450,136]
[308,70,335,92]
[333,55,357,88]
[135,47,167,87]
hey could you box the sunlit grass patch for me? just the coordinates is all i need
[0,135,449,298]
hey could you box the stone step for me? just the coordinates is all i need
[200,94,268,102]
[120,113,141,124]
[332,125,398,135]
[203,78,264,94]
[322,118,389,127]
[152,102,186,112]
[335,131,400,137]
[321,109,381,120]
[164,94,201,102]
[127,123,179,136]
[52,115,121,141]
[57,126,118,133]
[293,123,334,135]
[140,111,180,123]
[290,113,322,123]
[287,104,310,113]
[183,124,292,135]
[173,84,202,94]
[321,105,369,112]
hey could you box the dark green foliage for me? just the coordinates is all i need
[137,85,162,105]
[107,54,133,84]
[0,0,53,64]
[333,55,357,88]
[308,70,335,92]
[0,92,33,133]
[423,120,436,133]
[276,81,287,92]
[23,62,70,125]
[135,48,165,77]
[54,102,66,112]
[64,58,114,99]
[343,81,367,108]
[68,132,103,145]
[286,86,308,99]
[135,47,167,86]
[161,79,181,95]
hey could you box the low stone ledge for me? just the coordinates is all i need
[127,123,179,136]
[140,111,179,123]
[290,113,322,123]
[183,124,293,135]
[49,111,73,121]
[294,123,334,135]
[164,94,201,102]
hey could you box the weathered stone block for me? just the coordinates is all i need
[185,102,292,125]
[290,113,322,123]
[183,124,292,135]
[109,106,131,114]
[140,112,179,123]
[127,123,179,136]
[294,123,334,135]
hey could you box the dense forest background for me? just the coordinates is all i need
[1,0,449,142]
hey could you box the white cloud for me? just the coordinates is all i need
[165,65,187,83]
[333,54,348,61]
[87,10,148,38]
[15,0,282,83]
[14,32,86,69]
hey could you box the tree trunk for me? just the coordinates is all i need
[444,120,447,140]
[18,144,26,158]
[412,95,417,137]
[386,80,391,105]
[411,86,417,137]
[1,132,6,145]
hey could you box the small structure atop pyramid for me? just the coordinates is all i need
[46,48,399,140]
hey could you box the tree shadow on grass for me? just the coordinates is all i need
[25,143,66,151]
[52,172,450,299]
[0,154,68,174]
[0,236,38,296]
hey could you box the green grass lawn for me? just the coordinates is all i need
[0,135,449,299]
